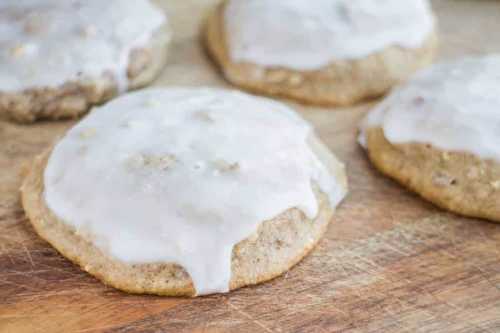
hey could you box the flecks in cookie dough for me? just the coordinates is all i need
[23,88,348,296]
[360,55,500,223]
[206,0,437,106]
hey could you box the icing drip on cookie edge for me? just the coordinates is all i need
[43,87,348,295]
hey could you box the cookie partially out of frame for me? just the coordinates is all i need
[0,0,171,123]
[361,55,500,223]
[205,1,438,106]
[363,128,500,223]
[21,136,346,296]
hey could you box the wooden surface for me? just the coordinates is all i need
[1,1,500,332]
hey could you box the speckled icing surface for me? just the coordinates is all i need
[360,55,500,161]
[43,87,347,295]
[0,0,166,92]
[224,0,435,70]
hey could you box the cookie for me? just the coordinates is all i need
[205,0,438,106]
[360,55,500,223]
[0,0,171,123]
[21,88,348,296]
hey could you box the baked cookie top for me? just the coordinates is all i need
[0,0,166,92]
[43,88,347,295]
[224,0,435,70]
[360,55,500,161]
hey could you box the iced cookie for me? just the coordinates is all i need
[0,0,170,123]
[360,55,500,223]
[205,0,437,106]
[21,88,348,296]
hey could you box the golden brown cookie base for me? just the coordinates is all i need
[0,24,171,123]
[21,136,347,296]
[365,127,500,223]
[204,3,438,107]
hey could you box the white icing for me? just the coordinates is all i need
[0,0,167,92]
[44,88,347,295]
[224,0,435,70]
[359,55,500,161]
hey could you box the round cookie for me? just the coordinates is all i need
[205,0,438,106]
[21,88,348,296]
[0,0,171,123]
[360,55,500,223]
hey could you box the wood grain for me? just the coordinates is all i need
[1,1,500,332]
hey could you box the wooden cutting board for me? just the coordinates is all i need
[1,1,499,332]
